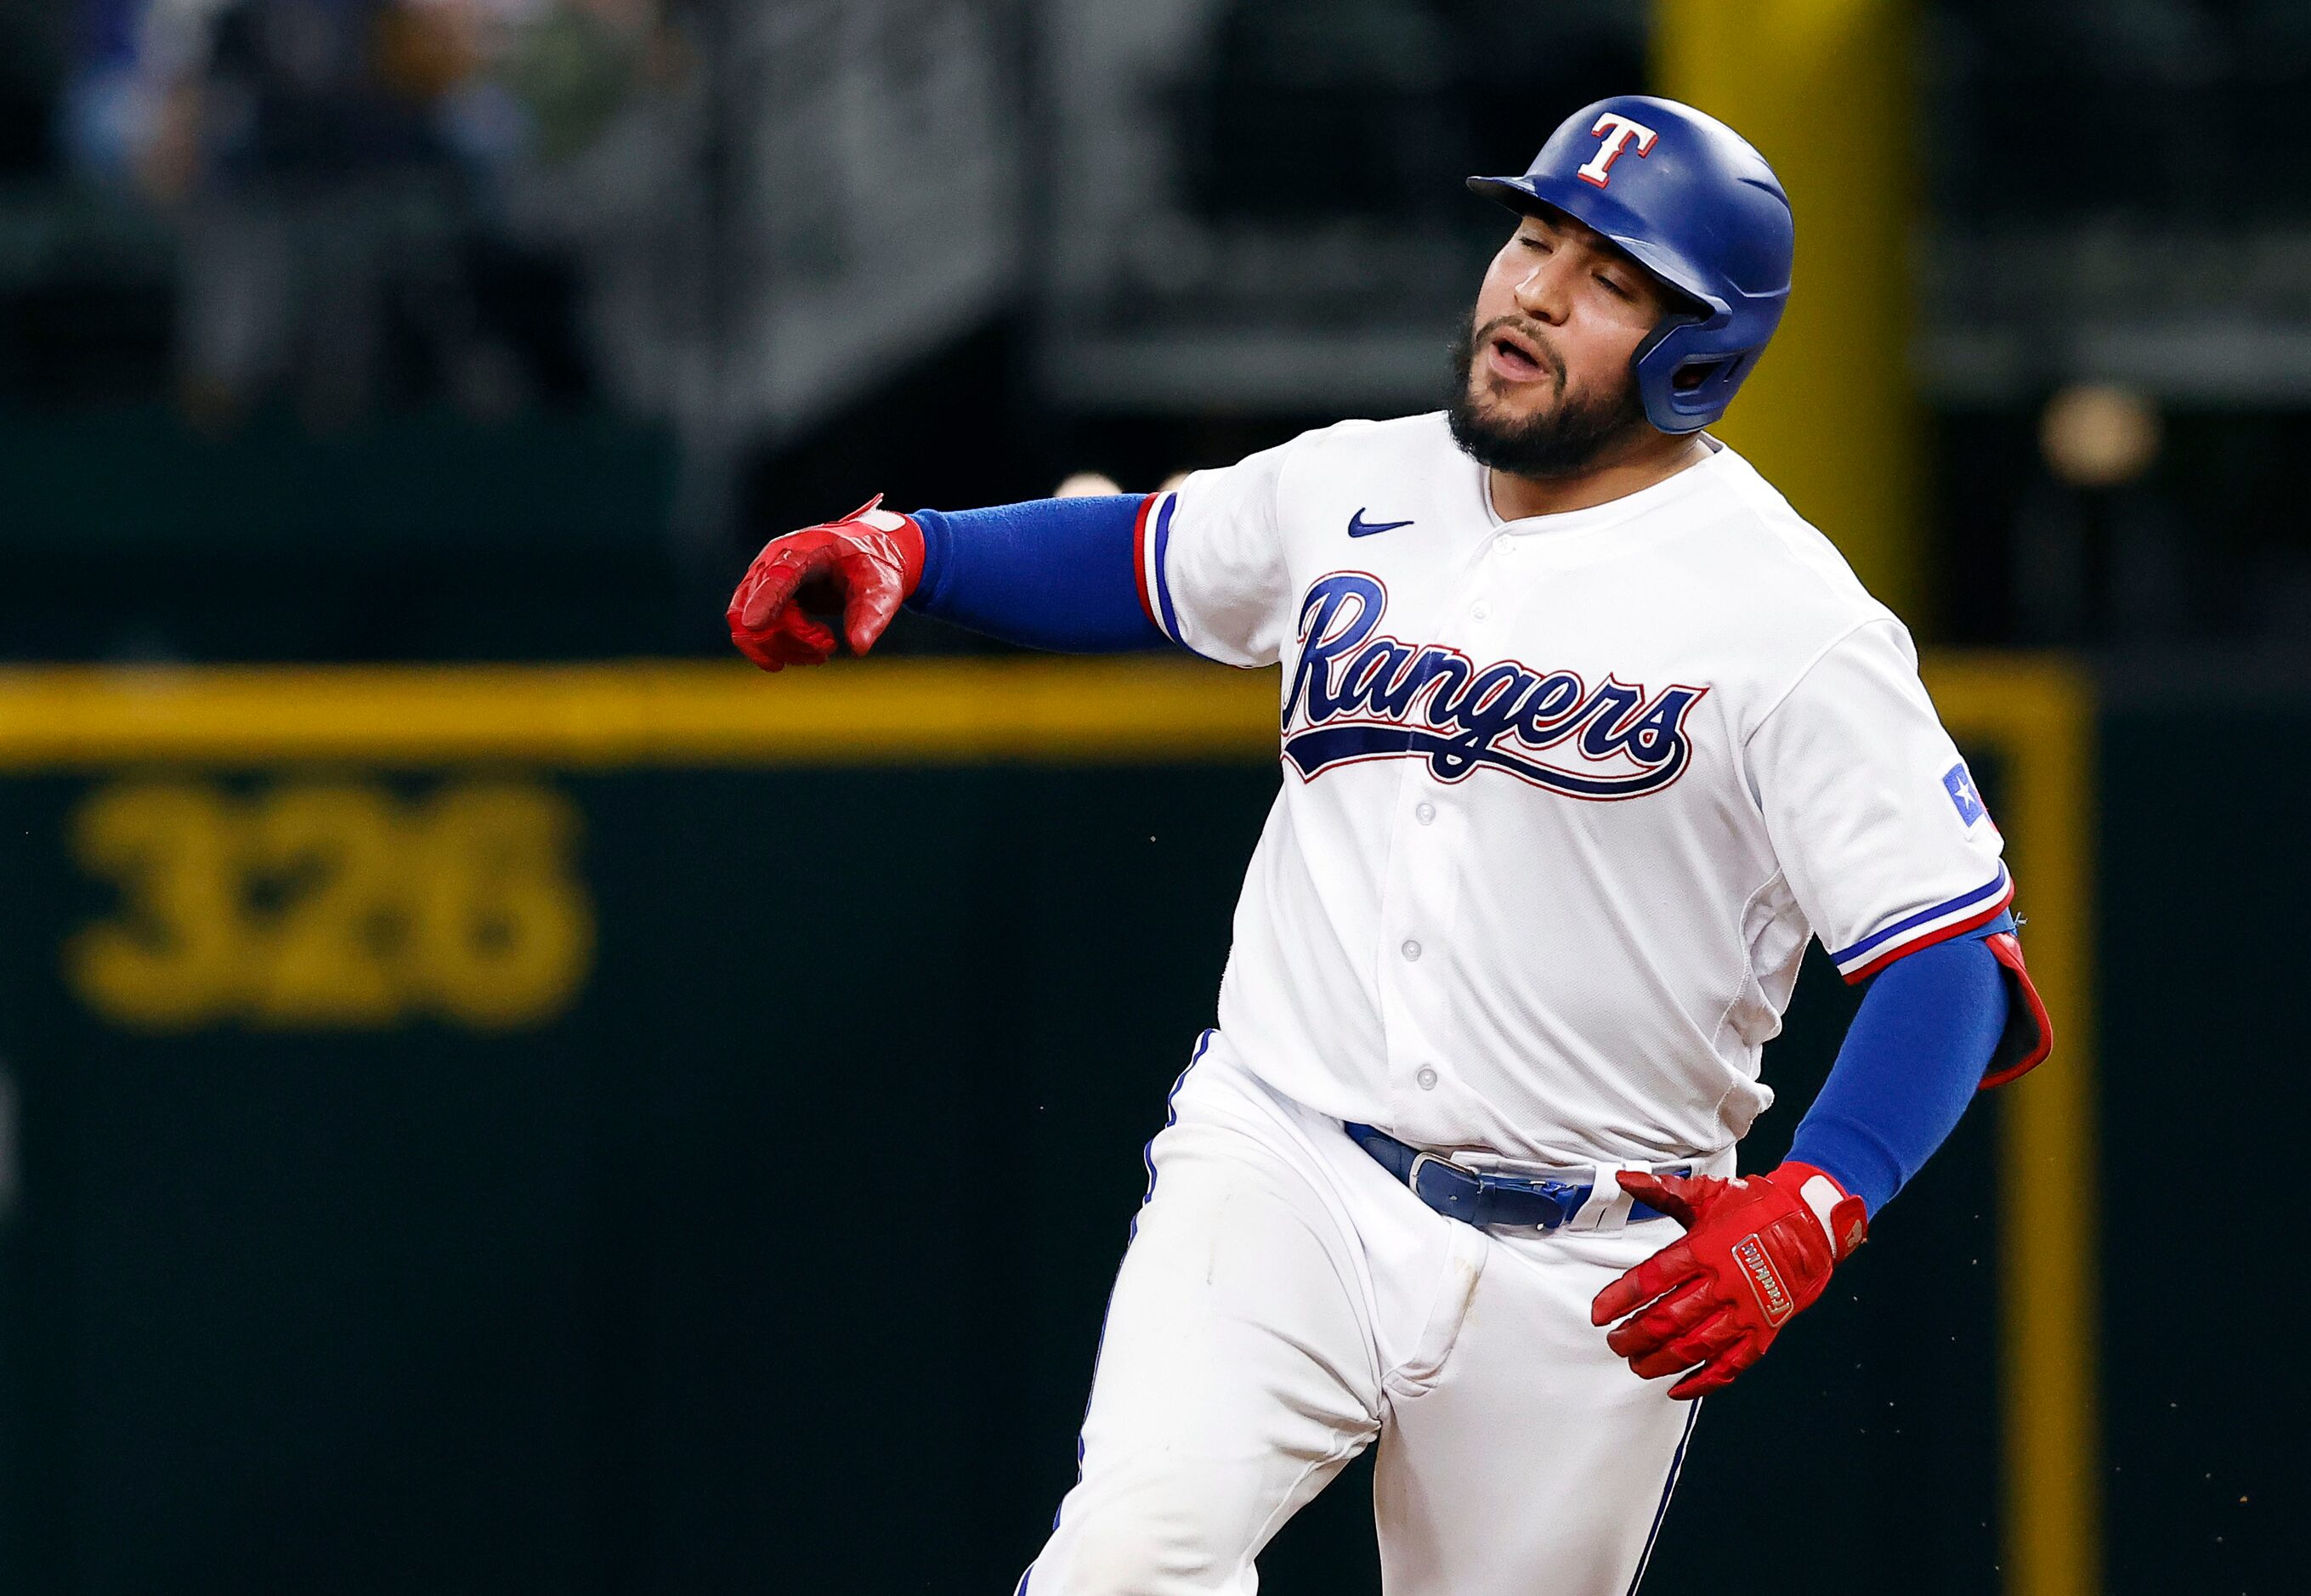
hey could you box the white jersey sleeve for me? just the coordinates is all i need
[1747,618,2013,982]
[1135,438,1297,667]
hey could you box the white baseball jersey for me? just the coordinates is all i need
[1134,412,2011,1167]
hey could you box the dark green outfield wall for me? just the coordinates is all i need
[2087,678,2293,1594]
[0,687,2288,1593]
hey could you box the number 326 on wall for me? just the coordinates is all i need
[65,778,596,1033]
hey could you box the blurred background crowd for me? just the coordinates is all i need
[29,0,677,420]
[0,0,2309,661]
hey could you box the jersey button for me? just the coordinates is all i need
[1472,603,1492,620]
[1401,938,1423,962]
[1415,1066,1440,1091]
[1414,801,1436,825]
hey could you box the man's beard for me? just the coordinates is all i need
[1446,314,1651,480]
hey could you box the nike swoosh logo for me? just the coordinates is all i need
[1347,508,1414,539]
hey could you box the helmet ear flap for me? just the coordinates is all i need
[1633,314,1764,434]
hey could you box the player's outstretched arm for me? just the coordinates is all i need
[1591,921,2050,1398]
[727,493,1168,671]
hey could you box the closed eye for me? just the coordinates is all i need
[1594,273,1632,299]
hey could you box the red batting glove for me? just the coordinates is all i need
[1589,1163,1868,1400]
[727,495,926,671]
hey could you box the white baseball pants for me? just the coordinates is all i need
[1017,1034,1719,1596]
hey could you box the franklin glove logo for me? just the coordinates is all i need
[1733,1233,1794,1326]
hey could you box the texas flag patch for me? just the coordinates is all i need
[1942,761,1993,829]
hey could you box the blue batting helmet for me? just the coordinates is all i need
[1466,95,1793,434]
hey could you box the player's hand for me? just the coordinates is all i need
[727,495,926,671]
[1589,1163,1867,1400]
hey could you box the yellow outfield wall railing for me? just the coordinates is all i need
[1929,655,2102,1596]
[0,659,1281,768]
[0,654,2095,1592]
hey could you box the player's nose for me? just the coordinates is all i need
[1511,256,1575,325]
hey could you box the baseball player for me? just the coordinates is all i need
[727,96,2052,1595]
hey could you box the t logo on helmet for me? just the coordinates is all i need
[1575,112,1659,189]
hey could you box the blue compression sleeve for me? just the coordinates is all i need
[1786,916,2014,1215]
[907,496,1168,653]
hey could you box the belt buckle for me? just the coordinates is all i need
[1407,1150,1487,1218]
[1410,1151,1574,1231]
[1407,1149,1464,1195]
[1407,1150,1488,1226]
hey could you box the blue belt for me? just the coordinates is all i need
[1345,1123,1685,1231]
